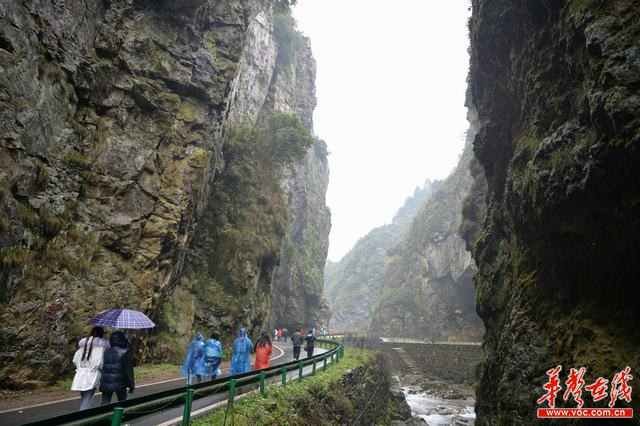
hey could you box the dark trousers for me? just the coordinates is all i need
[293,345,301,360]
[101,388,127,405]
[306,346,314,358]
[207,357,221,380]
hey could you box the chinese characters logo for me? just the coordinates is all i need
[537,366,633,419]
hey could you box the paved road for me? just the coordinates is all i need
[1,341,326,426]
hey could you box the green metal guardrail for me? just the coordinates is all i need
[25,338,344,426]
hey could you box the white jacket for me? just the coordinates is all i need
[70,337,110,391]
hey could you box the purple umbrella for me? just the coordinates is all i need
[90,309,155,329]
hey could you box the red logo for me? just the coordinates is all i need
[537,366,633,419]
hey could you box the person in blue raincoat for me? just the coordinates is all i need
[202,331,223,379]
[230,328,253,375]
[180,333,206,385]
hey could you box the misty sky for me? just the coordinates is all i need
[293,1,472,261]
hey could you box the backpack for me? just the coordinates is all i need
[204,344,220,366]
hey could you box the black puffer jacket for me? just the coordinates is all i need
[305,334,316,349]
[99,331,135,393]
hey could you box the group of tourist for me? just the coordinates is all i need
[180,331,224,384]
[273,327,317,359]
[290,328,316,360]
[273,327,289,341]
[70,326,135,410]
[70,325,318,410]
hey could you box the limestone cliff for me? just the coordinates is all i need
[149,8,330,361]
[369,135,484,342]
[324,181,439,332]
[0,0,329,385]
[467,0,640,423]
[265,14,331,330]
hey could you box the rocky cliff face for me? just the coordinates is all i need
[324,181,439,331]
[467,0,640,423]
[369,136,484,342]
[150,7,330,361]
[265,17,331,330]
[0,0,329,385]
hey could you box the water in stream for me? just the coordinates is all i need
[403,386,476,425]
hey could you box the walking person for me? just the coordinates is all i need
[71,327,109,410]
[277,328,282,342]
[230,328,253,375]
[282,327,288,342]
[180,333,206,385]
[254,332,273,369]
[100,331,135,405]
[202,332,223,380]
[304,329,316,358]
[273,328,278,341]
[291,329,304,361]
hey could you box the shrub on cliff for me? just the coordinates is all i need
[198,111,312,292]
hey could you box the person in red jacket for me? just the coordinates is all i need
[254,332,273,370]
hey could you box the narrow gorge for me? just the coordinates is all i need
[0,0,638,425]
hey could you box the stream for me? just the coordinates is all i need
[403,386,476,425]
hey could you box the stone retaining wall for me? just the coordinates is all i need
[353,337,482,384]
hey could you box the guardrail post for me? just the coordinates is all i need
[181,388,193,426]
[259,371,266,396]
[312,359,316,376]
[110,407,124,426]
[323,354,327,371]
[298,361,304,382]
[229,379,236,406]
[281,367,287,386]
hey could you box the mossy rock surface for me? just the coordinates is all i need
[467,0,640,423]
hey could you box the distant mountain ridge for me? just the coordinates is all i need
[369,133,484,341]
[324,180,440,331]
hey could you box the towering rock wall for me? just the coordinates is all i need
[324,181,439,332]
[0,0,329,385]
[467,0,640,423]
[265,17,331,330]
[152,11,331,358]
[369,136,484,341]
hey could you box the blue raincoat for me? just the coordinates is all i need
[202,338,223,377]
[230,329,253,375]
[180,333,206,378]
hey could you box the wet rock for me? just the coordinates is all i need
[466,0,640,423]
[443,389,465,400]
[393,417,428,426]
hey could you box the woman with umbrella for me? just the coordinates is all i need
[88,308,155,405]
[230,328,253,375]
[180,333,206,385]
